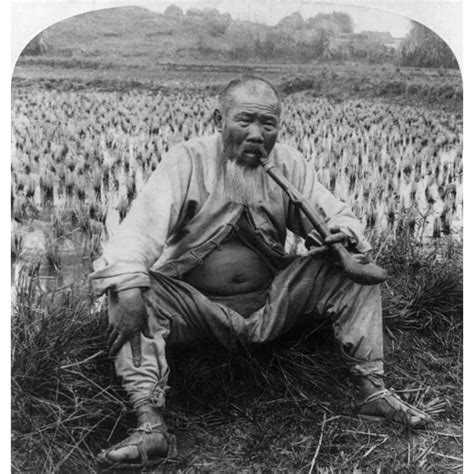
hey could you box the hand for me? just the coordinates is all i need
[306,226,356,254]
[323,226,356,248]
[107,288,152,367]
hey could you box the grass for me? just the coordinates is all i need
[11,235,462,472]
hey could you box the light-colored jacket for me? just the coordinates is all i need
[89,134,370,296]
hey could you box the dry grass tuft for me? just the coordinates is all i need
[11,267,128,473]
[379,236,462,333]
[11,237,462,472]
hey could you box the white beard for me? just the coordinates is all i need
[217,158,269,205]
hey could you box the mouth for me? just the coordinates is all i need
[242,145,267,159]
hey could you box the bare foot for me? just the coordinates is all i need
[98,406,176,466]
[352,376,432,428]
[99,422,171,465]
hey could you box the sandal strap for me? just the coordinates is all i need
[354,388,431,421]
[354,388,392,409]
[137,431,148,466]
[131,422,166,434]
[99,422,175,467]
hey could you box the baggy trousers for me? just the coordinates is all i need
[110,254,384,410]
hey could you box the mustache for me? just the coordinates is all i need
[242,144,268,159]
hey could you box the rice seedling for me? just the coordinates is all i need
[91,166,102,199]
[39,172,54,207]
[24,175,36,199]
[117,195,130,223]
[44,231,61,272]
[64,170,75,199]
[11,224,23,262]
[75,176,86,203]
[83,225,103,262]
[125,172,136,202]
[51,214,65,240]
[72,205,91,234]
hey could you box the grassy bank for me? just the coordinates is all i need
[11,235,462,472]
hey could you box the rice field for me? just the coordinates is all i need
[11,88,463,290]
[10,83,463,472]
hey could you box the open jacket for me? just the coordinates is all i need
[89,134,370,296]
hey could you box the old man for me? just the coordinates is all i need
[91,76,431,468]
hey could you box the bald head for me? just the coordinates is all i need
[218,76,282,117]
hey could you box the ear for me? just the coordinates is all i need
[213,108,223,132]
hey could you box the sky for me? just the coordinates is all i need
[146,1,412,37]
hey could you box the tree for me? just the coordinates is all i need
[306,12,353,34]
[261,29,295,60]
[331,12,354,34]
[400,21,458,68]
[306,13,337,34]
[204,10,231,36]
[186,8,203,18]
[164,4,183,17]
[278,12,305,30]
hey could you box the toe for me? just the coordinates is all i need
[410,413,432,427]
[106,445,140,462]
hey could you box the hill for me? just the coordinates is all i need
[18,5,406,66]
[19,6,268,64]
[13,5,462,114]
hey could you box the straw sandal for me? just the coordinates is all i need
[97,422,177,469]
[352,388,433,428]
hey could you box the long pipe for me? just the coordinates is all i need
[259,155,388,285]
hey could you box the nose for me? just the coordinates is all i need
[246,123,264,143]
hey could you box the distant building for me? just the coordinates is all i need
[337,31,403,51]
[360,31,394,43]
[359,31,403,50]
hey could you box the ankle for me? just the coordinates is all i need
[136,405,164,427]
[352,374,385,400]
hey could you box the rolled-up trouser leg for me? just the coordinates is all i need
[243,254,384,378]
[108,292,171,411]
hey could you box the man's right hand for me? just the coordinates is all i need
[107,287,152,367]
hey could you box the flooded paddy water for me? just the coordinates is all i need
[11,89,463,296]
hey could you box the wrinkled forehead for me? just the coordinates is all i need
[225,85,281,116]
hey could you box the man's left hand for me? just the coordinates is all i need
[323,226,356,247]
[306,226,356,253]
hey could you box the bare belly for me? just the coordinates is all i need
[182,238,273,296]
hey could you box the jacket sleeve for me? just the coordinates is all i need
[286,149,372,253]
[89,164,179,296]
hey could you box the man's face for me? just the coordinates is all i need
[217,87,280,168]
